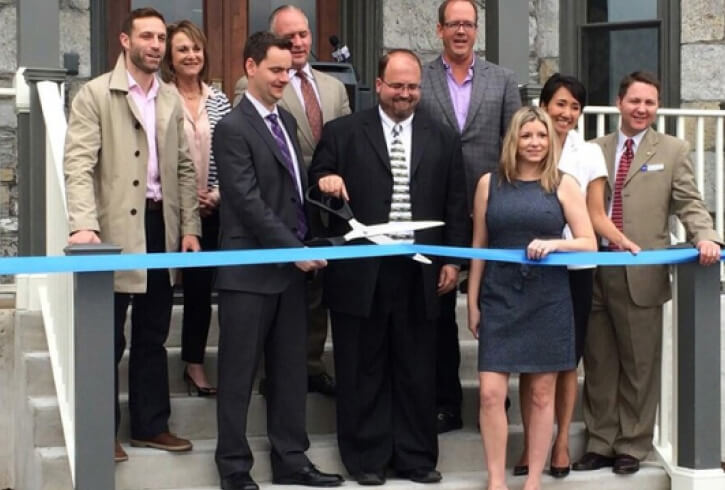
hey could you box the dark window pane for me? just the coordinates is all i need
[587,0,657,23]
[582,25,659,136]
[132,0,204,28]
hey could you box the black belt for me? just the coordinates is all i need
[146,198,163,211]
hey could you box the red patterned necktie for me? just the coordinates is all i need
[610,138,634,240]
[297,71,323,143]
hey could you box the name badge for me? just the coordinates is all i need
[641,163,664,172]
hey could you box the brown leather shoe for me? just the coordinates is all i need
[613,454,640,474]
[130,432,192,452]
[114,440,128,462]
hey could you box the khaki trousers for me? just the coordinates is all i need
[582,266,663,460]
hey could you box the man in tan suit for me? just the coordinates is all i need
[233,5,351,396]
[574,71,721,475]
[64,7,200,462]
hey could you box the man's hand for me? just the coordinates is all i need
[318,175,349,201]
[437,264,459,295]
[181,234,201,252]
[696,239,721,266]
[295,259,327,272]
[68,229,100,245]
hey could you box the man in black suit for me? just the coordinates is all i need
[309,49,469,486]
[212,31,343,490]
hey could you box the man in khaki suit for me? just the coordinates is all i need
[64,7,200,462]
[574,71,721,475]
[233,5,351,396]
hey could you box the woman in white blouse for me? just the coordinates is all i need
[161,20,231,396]
[514,74,640,478]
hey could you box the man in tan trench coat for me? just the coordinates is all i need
[63,7,200,463]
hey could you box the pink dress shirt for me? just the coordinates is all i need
[127,72,162,201]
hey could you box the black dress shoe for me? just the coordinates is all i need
[273,464,343,487]
[436,410,463,433]
[572,452,615,471]
[512,465,528,476]
[398,469,442,483]
[308,372,336,396]
[220,472,259,490]
[549,465,570,478]
[354,472,386,486]
[613,454,640,474]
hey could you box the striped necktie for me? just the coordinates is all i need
[610,138,634,248]
[297,71,323,143]
[387,123,413,241]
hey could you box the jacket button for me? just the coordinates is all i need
[135,122,141,130]
[134,150,140,157]
[292,227,298,233]
[132,180,139,186]
[291,197,297,203]
[384,199,391,205]
[130,209,137,216]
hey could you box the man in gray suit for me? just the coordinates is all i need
[234,6,351,396]
[418,0,521,433]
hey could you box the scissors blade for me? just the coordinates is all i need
[343,220,444,241]
[367,235,433,264]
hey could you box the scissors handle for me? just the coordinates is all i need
[305,185,355,221]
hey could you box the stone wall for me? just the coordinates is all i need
[0,0,90,270]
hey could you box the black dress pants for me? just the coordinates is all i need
[114,206,174,439]
[435,289,462,415]
[331,257,437,475]
[215,275,311,479]
[181,211,219,363]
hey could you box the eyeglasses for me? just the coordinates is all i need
[380,80,421,92]
[443,21,477,31]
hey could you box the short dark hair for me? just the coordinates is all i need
[438,0,478,25]
[121,7,165,36]
[378,49,422,79]
[243,31,293,73]
[539,73,587,107]
[161,20,209,84]
[618,71,660,99]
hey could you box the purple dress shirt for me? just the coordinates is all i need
[442,57,474,133]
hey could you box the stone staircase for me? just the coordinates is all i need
[14,297,671,489]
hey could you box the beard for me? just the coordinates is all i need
[129,48,160,74]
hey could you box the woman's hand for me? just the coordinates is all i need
[527,238,559,260]
[468,304,480,339]
[618,236,641,254]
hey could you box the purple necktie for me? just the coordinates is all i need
[266,113,308,240]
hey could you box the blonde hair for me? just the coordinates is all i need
[499,106,561,193]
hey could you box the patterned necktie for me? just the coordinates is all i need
[388,124,413,241]
[610,138,634,239]
[297,71,323,143]
[265,113,308,240]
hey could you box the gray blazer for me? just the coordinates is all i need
[419,55,520,207]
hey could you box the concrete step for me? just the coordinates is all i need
[35,424,628,490]
[30,375,585,448]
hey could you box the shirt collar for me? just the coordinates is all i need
[290,63,314,80]
[245,91,279,119]
[442,55,475,73]
[126,71,159,99]
[378,106,414,134]
[617,128,647,153]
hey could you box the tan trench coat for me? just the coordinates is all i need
[64,54,200,293]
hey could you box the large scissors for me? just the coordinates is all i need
[305,186,443,264]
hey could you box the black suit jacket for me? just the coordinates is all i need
[213,96,308,294]
[309,107,470,319]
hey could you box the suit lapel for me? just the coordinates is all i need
[240,98,292,176]
[313,69,336,124]
[410,113,429,179]
[626,128,657,186]
[427,58,459,131]
[154,86,174,166]
[280,109,307,190]
[601,133,618,192]
[463,59,487,133]
[280,84,314,150]
[361,110,392,173]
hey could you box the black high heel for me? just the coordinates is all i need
[183,368,217,397]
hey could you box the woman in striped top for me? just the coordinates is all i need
[161,20,231,396]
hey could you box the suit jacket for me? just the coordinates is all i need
[64,54,200,293]
[595,128,721,306]
[419,56,520,207]
[213,96,308,294]
[308,107,470,319]
[233,68,351,166]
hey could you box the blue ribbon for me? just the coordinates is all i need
[0,244,721,275]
